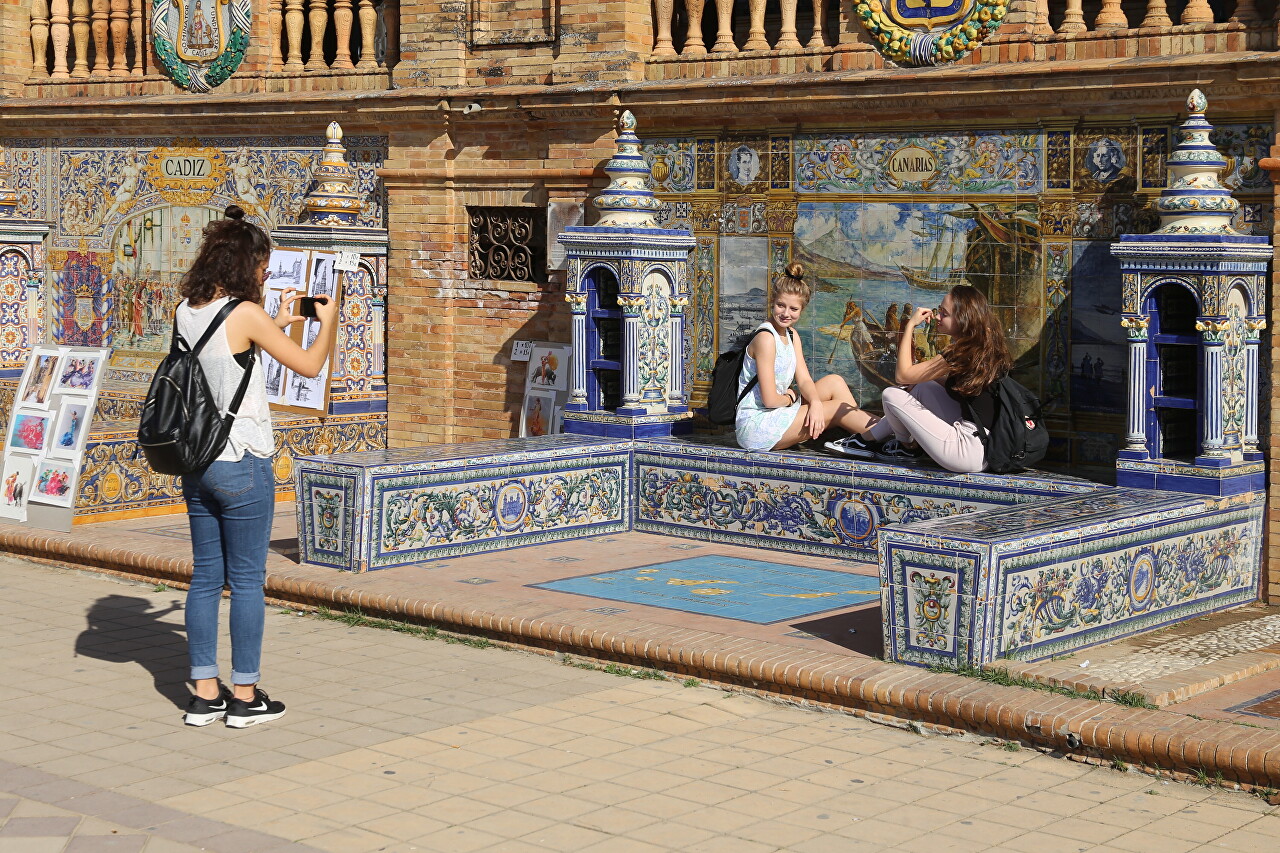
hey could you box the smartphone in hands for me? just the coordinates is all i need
[297,296,321,319]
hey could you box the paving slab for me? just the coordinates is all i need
[2,504,1280,789]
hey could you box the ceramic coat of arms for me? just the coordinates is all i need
[855,0,1008,66]
[152,0,252,92]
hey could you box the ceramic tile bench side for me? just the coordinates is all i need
[879,489,1265,668]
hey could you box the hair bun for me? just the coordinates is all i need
[224,204,245,221]
[785,262,805,280]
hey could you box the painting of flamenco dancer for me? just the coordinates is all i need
[30,459,77,508]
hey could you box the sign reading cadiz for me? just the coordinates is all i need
[152,0,251,92]
[855,0,1008,67]
[144,143,230,205]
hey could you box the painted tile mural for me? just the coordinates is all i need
[2,134,387,371]
[642,117,1271,474]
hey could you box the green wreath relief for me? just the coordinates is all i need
[152,0,252,92]
[855,0,1008,67]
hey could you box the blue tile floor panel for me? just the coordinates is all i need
[532,555,881,624]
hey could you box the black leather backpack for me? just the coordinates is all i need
[137,300,255,476]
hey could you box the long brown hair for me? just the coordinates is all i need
[180,205,271,305]
[942,284,1011,396]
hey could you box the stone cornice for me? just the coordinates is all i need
[2,51,1279,128]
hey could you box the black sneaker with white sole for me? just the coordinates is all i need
[824,434,880,459]
[874,438,927,464]
[184,685,232,727]
[225,688,287,728]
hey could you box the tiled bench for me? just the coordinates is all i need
[295,436,633,571]
[879,488,1264,667]
[293,435,1264,668]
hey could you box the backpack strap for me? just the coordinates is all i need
[176,298,256,420]
[735,327,794,407]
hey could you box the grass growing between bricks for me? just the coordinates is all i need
[928,663,1158,709]
[307,606,492,649]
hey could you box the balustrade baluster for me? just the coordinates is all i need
[71,0,91,77]
[807,0,826,48]
[383,0,399,67]
[1230,0,1259,21]
[1180,0,1213,22]
[332,0,354,68]
[653,0,676,56]
[31,0,51,78]
[49,0,70,78]
[267,0,282,70]
[355,0,376,68]
[283,0,304,71]
[1033,0,1053,33]
[743,0,769,50]
[129,0,142,74]
[1057,0,1086,32]
[710,0,735,51]
[305,0,329,70]
[682,0,706,55]
[775,0,801,49]
[90,0,108,74]
[1140,0,1171,26]
[109,0,127,73]
[1094,0,1126,28]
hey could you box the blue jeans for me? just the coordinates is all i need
[181,454,275,685]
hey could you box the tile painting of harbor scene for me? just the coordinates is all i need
[719,201,1043,407]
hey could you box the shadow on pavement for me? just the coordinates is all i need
[791,604,884,656]
[74,594,191,709]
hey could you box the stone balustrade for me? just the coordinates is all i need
[649,0,1274,71]
[25,0,399,84]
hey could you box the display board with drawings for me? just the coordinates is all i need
[262,249,344,415]
[519,341,572,437]
[1,345,110,532]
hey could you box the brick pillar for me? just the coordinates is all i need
[0,0,33,94]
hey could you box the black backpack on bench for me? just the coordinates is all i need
[706,327,793,425]
[137,299,256,476]
[962,375,1049,474]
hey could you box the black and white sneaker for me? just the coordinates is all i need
[824,434,880,458]
[184,685,232,727]
[225,688,287,729]
[874,438,926,464]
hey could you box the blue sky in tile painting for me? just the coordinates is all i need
[532,556,880,624]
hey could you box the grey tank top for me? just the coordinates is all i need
[175,297,275,462]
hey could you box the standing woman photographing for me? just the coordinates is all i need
[178,205,338,727]
[827,284,1010,473]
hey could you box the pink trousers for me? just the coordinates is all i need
[869,381,986,473]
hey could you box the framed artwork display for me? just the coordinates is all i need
[53,352,104,393]
[520,388,557,438]
[0,454,34,521]
[17,347,61,408]
[7,409,52,455]
[47,401,89,461]
[29,458,77,508]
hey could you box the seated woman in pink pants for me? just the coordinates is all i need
[825,284,1011,473]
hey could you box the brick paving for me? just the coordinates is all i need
[3,506,1280,788]
[2,556,1279,852]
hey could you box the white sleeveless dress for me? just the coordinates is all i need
[734,323,800,451]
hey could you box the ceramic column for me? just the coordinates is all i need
[1243,319,1264,454]
[668,295,688,409]
[567,291,588,408]
[619,294,645,409]
[1197,319,1227,458]
[1121,315,1148,454]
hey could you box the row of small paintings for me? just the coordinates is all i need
[261,249,342,412]
[7,400,86,462]
[16,346,103,409]
[0,454,77,515]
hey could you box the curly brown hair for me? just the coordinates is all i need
[771,262,812,308]
[941,284,1012,396]
[180,205,272,306]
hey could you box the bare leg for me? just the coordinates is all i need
[771,375,878,449]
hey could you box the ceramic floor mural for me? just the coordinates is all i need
[533,555,881,624]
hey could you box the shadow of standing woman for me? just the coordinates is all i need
[74,594,191,709]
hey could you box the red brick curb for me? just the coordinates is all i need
[8,527,1280,789]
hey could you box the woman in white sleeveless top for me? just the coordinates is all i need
[177,205,338,729]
